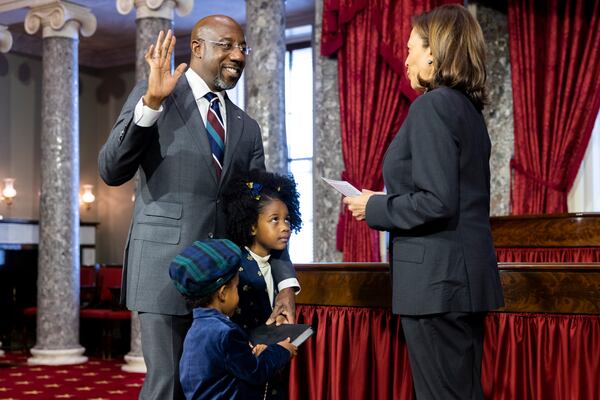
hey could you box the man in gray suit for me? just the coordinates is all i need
[99,15,298,400]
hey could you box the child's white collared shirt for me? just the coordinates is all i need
[245,247,275,308]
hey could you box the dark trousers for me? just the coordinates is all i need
[401,312,486,400]
[138,312,193,400]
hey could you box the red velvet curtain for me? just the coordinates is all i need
[322,0,455,261]
[289,306,600,400]
[289,305,414,400]
[497,247,600,263]
[483,313,600,400]
[508,0,600,214]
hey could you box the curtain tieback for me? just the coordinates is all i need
[510,159,567,192]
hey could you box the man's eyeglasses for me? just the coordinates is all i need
[197,37,252,55]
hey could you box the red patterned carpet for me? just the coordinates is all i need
[0,352,143,399]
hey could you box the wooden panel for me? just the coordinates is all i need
[498,265,600,313]
[490,213,600,248]
[295,263,600,314]
[296,263,390,308]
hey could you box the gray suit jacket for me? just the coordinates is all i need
[98,76,296,315]
[366,87,504,316]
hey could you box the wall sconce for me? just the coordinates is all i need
[80,184,95,210]
[1,178,16,206]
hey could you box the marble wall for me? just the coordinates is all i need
[312,0,343,262]
[472,2,514,216]
[136,18,172,83]
[244,0,288,174]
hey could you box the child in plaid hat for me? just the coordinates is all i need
[169,239,297,400]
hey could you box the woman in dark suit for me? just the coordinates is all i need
[344,5,504,399]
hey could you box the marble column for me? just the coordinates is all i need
[313,0,343,262]
[469,3,514,216]
[23,1,96,366]
[0,25,13,53]
[115,0,193,374]
[245,0,288,174]
[0,341,4,357]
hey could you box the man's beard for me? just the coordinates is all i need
[213,72,239,91]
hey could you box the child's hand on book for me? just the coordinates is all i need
[251,344,267,357]
[277,338,298,358]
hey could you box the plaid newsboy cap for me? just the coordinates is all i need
[169,239,242,298]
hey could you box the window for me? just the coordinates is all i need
[285,43,314,262]
[568,111,600,212]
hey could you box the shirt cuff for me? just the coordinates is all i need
[277,278,301,295]
[134,97,163,127]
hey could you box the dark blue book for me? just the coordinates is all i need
[250,323,314,347]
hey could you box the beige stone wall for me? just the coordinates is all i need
[0,52,135,264]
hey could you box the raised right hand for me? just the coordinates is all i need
[143,30,187,110]
[277,337,298,358]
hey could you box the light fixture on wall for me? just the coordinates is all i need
[1,178,16,206]
[80,184,96,210]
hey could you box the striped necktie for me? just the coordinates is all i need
[204,92,225,177]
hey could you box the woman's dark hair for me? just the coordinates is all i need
[221,170,302,248]
[412,4,488,110]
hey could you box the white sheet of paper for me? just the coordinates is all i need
[321,177,362,197]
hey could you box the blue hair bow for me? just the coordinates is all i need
[246,182,263,200]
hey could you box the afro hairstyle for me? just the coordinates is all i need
[221,169,302,248]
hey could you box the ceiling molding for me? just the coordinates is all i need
[1,0,315,69]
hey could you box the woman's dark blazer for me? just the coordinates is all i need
[366,87,504,316]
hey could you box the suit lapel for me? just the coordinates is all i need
[171,76,218,185]
[221,97,244,181]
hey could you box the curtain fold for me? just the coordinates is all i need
[323,0,455,261]
[289,305,414,400]
[483,313,600,400]
[508,0,600,214]
[288,306,600,400]
[497,247,600,263]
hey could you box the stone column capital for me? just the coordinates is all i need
[116,0,193,20]
[24,1,97,39]
[0,25,13,53]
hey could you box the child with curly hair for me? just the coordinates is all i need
[222,170,302,399]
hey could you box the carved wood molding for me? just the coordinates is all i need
[491,213,600,248]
